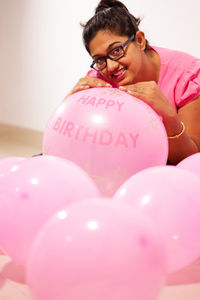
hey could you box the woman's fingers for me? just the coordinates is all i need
[70,77,112,94]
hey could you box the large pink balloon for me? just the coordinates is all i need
[177,153,200,177]
[43,88,168,196]
[26,198,167,300]
[0,157,25,254]
[114,166,200,273]
[0,156,25,178]
[0,155,99,265]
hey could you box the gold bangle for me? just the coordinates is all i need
[168,122,185,139]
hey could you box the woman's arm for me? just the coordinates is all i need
[168,95,200,164]
[119,82,200,164]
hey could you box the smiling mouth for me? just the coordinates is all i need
[111,68,126,82]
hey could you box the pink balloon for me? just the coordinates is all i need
[0,156,25,178]
[0,155,99,265]
[43,88,168,196]
[114,166,200,273]
[0,157,25,255]
[26,198,167,300]
[177,153,200,177]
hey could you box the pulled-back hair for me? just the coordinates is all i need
[82,0,149,53]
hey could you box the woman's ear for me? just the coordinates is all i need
[135,31,146,51]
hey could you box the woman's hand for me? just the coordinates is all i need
[119,81,180,135]
[67,76,112,96]
[119,81,175,118]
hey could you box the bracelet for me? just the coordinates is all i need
[168,122,185,139]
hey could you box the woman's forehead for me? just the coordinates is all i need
[89,30,128,56]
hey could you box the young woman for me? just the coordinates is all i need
[68,0,200,165]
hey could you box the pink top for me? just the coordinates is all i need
[87,46,200,110]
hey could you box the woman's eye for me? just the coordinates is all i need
[111,47,122,56]
[95,58,105,65]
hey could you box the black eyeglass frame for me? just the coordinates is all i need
[90,33,135,72]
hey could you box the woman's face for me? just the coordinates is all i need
[89,30,146,86]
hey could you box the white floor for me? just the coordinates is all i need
[0,123,43,159]
[0,123,200,299]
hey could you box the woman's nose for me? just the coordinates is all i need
[106,58,119,72]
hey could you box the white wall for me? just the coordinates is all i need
[0,0,199,131]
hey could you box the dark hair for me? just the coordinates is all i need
[81,0,149,53]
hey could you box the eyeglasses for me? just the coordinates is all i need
[90,34,135,72]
